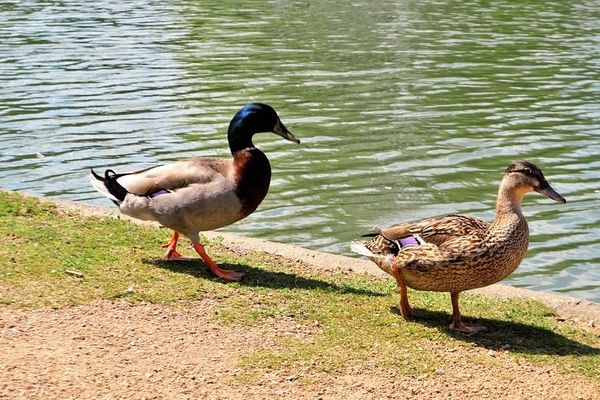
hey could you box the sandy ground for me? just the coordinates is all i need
[1,300,599,400]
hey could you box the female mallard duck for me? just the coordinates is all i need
[351,161,566,333]
[90,103,299,281]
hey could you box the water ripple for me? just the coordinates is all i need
[1,0,599,301]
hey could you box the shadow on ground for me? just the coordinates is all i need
[145,259,384,297]
[390,306,600,356]
[145,257,598,357]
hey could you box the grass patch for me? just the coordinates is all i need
[1,190,599,380]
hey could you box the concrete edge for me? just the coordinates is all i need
[5,189,599,325]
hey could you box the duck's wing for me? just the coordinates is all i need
[116,157,232,196]
[378,214,490,247]
[96,157,246,233]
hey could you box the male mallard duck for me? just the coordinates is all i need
[351,161,566,333]
[90,103,299,281]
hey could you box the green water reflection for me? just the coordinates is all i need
[0,0,599,300]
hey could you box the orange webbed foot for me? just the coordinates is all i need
[164,248,191,261]
[193,243,244,282]
[400,302,414,321]
[449,292,487,334]
[210,266,245,282]
[449,320,488,334]
[163,232,191,261]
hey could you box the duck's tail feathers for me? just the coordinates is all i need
[361,228,382,238]
[351,240,396,274]
[350,241,375,257]
[89,169,129,205]
[353,234,401,256]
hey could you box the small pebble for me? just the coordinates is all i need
[65,269,84,278]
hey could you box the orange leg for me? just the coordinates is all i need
[163,231,188,260]
[193,243,244,282]
[391,266,413,320]
[163,231,244,281]
[449,292,487,334]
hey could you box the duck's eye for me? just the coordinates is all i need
[509,168,530,176]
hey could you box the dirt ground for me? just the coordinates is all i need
[1,300,599,400]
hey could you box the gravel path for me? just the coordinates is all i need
[2,300,598,400]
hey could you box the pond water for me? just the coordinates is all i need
[1,0,599,301]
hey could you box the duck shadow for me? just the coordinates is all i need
[144,258,384,297]
[390,306,600,356]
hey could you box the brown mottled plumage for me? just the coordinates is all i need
[90,103,299,281]
[352,161,566,333]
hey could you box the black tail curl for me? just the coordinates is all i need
[90,168,129,204]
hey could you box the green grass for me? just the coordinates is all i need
[1,190,599,380]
